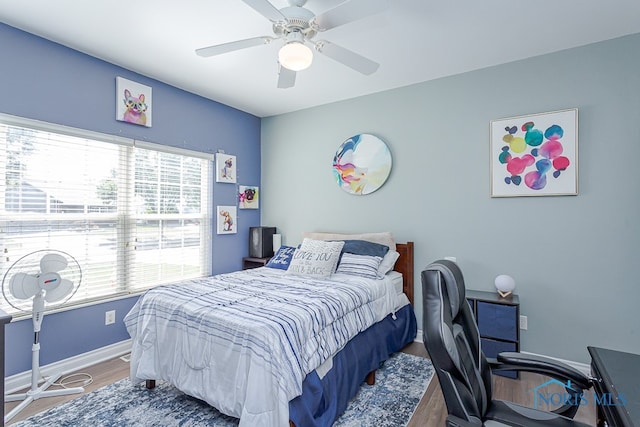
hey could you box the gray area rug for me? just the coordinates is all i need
[13,352,433,427]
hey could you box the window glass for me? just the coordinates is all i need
[0,117,212,316]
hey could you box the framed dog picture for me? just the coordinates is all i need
[116,77,152,127]
[216,153,236,183]
[238,185,259,209]
[217,206,237,234]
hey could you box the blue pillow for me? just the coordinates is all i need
[265,246,296,270]
[340,240,389,258]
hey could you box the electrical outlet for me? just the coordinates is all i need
[105,310,116,325]
[519,315,528,330]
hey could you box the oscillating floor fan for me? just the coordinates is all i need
[2,250,84,424]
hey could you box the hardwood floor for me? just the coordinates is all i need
[403,342,596,426]
[5,343,596,426]
[5,356,130,425]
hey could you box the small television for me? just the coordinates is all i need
[249,226,276,258]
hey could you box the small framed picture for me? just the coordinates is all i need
[116,77,152,127]
[216,153,236,183]
[217,206,237,234]
[238,185,259,209]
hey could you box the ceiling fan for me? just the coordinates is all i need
[196,0,388,88]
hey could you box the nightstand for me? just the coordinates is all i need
[466,289,520,379]
[242,256,270,270]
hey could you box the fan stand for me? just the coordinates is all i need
[4,293,84,424]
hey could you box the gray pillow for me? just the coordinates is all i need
[286,238,345,278]
[377,250,400,278]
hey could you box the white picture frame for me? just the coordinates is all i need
[216,153,236,183]
[490,108,578,197]
[217,205,237,234]
[238,185,259,209]
[116,77,152,127]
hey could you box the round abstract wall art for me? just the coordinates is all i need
[333,134,392,195]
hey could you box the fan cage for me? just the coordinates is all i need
[1,249,82,313]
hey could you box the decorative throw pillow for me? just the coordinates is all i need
[286,238,344,278]
[265,246,296,270]
[377,250,400,278]
[336,253,383,279]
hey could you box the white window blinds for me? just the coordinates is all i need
[0,114,213,316]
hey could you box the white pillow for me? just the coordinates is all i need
[336,253,383,279]
[377,250,400,278]
[286,238,344,278]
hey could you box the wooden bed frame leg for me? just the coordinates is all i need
[366,370,376,385]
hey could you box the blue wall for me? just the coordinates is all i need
[1,23,262,376]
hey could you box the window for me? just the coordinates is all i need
[0,114,213,316]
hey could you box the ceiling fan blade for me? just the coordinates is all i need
[241,0,286,23]
[312,0,388,31]
[315,41,379,75]
[45,278,74,303]
[277,64,296,89]
[196,36,275,57]
[40,253,68,273]
[9,272,40,300]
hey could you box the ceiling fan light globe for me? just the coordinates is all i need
[279,42,313,71]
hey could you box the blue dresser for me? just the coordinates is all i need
[466,290,520,379]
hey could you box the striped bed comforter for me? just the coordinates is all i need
[124,267,398,427]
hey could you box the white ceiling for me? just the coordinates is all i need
[1,0,640,118]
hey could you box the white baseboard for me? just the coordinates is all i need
[413,329,589,376]
[5,339,132,394]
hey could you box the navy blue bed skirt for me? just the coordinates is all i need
[289,303,417,427]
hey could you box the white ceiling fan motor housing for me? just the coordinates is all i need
[274,6,316,38]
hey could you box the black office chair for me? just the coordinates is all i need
[421,260,592,427]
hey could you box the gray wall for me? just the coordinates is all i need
[261,33,640,364]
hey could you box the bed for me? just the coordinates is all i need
[124,232,416,427]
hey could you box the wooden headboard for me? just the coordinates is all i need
[300,233,415,306]
[395,242,414,306]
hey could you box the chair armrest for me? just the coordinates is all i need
[489,352,592,419]
[494,352,591,390]
[446,415,482,427]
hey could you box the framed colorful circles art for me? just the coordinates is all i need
[490,108,578,197]
[333,134,392,195]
